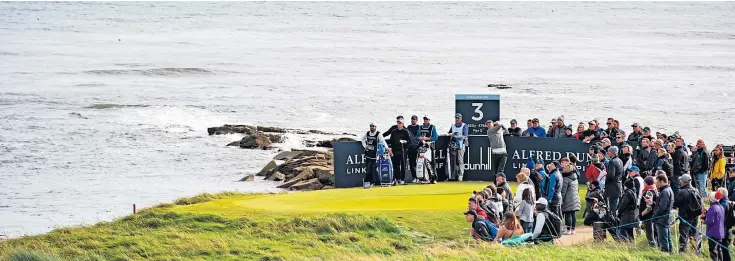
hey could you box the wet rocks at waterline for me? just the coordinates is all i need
[244,150,336,191]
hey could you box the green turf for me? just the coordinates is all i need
[0,182,708,261]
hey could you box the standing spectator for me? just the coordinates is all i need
[705,191,725,261]
[514,170,535,204]
[547,118,557,137]
[720,187,734,261]
[627,166,645,203]
[515,188,535,233]
[574,123,586,140]
[615,133,630,149]
[605,118,620,138]
[673,137,691,188]
[642,127,654,141]
[605,146,624,215]
[486,120,508,177]
[507,119,522,137]
[621,145,634,173]
[648,140,664,176]
[656,148,676,195]
[551,117,568,138]
[636,137,653,177]
[527,157,545,201]
[654,173,675,253]
[711,146,727,190]
[628,122,643,142]
[618,179,639,241]
[674,174,703,255]
[388,118,412,185]
[542,161,563,218]
[691,139,711,197]
[640,175,659,247]
[521,119,533,137]
[526,118,547,138]
[561,162,581,235]
[728,168,735,201]
[601,138,612,153]
[381,115,404,138]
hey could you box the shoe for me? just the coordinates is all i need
[571,230,576,235]
[563,231,571,235]
[399,180,406,185]
[412,178,418,183]
[430,180,437,184]
[458,174,463,182]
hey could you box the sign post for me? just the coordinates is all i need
[454,94,500,135]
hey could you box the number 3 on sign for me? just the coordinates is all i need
[471,103,484,121]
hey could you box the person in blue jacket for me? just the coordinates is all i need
[524,118,547,138]
[541,161,563,218]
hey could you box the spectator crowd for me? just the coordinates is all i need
[466,116,735,260]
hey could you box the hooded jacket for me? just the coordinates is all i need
[605,156,624,199]
[561,167,581,212]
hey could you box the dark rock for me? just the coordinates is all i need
[256,126,288,133]
[226,140,241,147]
[273,151,304,161]
[256,160,279,176]
[239,174,255,182]
[290,178,323,191]
[266,171,285,181]
[487,84,512,89]
[239,134,273,150]
[69,112,88,119]
[292,168,315,181]
[322,185,335,190]
[277,178,302,189]
[316,168,334,185]
[316,137,358,148]
[262,133,283,143]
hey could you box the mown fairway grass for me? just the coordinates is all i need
[0,182,708,261]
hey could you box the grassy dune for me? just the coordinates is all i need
[0,182,706,261]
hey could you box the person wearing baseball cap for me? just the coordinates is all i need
[525,118,547,138]
[387,117,412,185]
[416,115,438,183]
[361,122,390,188]
[507,119,522,137]
[582,120,602,143]
[381,115,404,138]
[674,173,703,254]
[405,115,421,182]
[464,209,495,242]
[448,113,469,181]
[626,166,644,203]
[642,127,654,141]
[628,122,643,143]
[530,197,562,242]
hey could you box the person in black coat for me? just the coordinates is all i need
[618,179,639,241]
[672,137,690,181]
[388,119,413,185]
[636,137,653,176]
[605,146,624,215]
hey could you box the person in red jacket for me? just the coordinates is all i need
[468,197,489,221]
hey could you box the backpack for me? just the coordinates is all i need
[478,219,498,241]
[684,188,703,216]
[544,210,563,238]
[725,201,735,227]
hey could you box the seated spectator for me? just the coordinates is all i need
[530,198,563,242]
[497,212,525,241]
[583,121,602,143]
[465,209,497,242]
[468,197,489,221]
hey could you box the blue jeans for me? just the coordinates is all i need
[655,223,673,253]
[695,172,707,197]
[607,197,620,216]
[521,221,533,234]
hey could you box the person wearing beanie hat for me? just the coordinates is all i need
[605,145,625,215]
[618,178,640,241]
[550,117,568,138]
[639,175,659,247]
[507,119,522,137]
[705,190,726,260]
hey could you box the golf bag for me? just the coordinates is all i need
[415,141,435,183]
[377,142,394,186]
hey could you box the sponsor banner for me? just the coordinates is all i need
[334,136,593,188]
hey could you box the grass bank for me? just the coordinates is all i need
[0,182,706,260]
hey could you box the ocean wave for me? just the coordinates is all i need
[0,52,19,56]
[74,83,107,87]
[83,68,212,76]
[84,104,150,109]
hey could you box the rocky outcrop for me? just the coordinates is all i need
[243,149,335,191]
[208,124,346,136]
[209,124,357,150]
[239,133,273,150]
[314,137,358,148]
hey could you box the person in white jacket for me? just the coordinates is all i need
[514,169,535,204]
